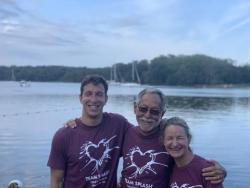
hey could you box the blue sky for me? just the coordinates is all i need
[1,0,250,67]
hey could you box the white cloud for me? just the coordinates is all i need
[206,1,250,41]
[1,18,19,33]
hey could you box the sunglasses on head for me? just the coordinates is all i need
[138,106,162,116]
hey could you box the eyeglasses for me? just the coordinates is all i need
[138,106,162,116]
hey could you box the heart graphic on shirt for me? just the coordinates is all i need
[88,143,106,160]
[132,150,153,168]
[124,146,168,178]
[79,136,119,174]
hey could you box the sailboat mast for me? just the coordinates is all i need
[134,62,141,84]
[132,63,135,81]
[11,67,16,81]
[110,65,113,81]
[114,64,117,82]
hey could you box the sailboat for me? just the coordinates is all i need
[11,68,16,81]
[11,67,30,87]
[109,64,121,86]
[109,62,141,86]
[122,62,141,87]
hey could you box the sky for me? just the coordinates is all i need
[1,0,250,68]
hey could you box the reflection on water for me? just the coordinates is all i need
[0,82,250,187]
[167,96,250,110]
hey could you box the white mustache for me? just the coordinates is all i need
[140,118,155,123]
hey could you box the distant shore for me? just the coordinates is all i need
[3,80,250,89]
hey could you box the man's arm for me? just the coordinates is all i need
[50,168,64,188]
[202,160,227,184]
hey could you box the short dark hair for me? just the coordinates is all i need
[80,75,108,96]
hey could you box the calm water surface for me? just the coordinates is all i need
[0,81,250,187]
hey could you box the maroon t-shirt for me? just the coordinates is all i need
[169,155,224,188]
[120,126,172,188]
[47,113,131,188]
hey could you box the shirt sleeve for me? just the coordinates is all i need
[201,160,224,188]
[202,177,224,188]
[47,128,67,170]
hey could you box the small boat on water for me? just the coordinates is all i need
[19,80,30,87]
[120,82,141,87]
[108,80,121,86]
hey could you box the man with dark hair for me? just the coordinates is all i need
[48,75,131,188]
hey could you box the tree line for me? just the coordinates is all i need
[1,54,250,86]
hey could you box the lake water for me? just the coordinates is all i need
[0,81,250,188]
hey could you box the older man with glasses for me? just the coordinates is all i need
[119,88,171,188]
[119,88,226,188]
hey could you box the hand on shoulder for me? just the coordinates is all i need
[64,119,77,128]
